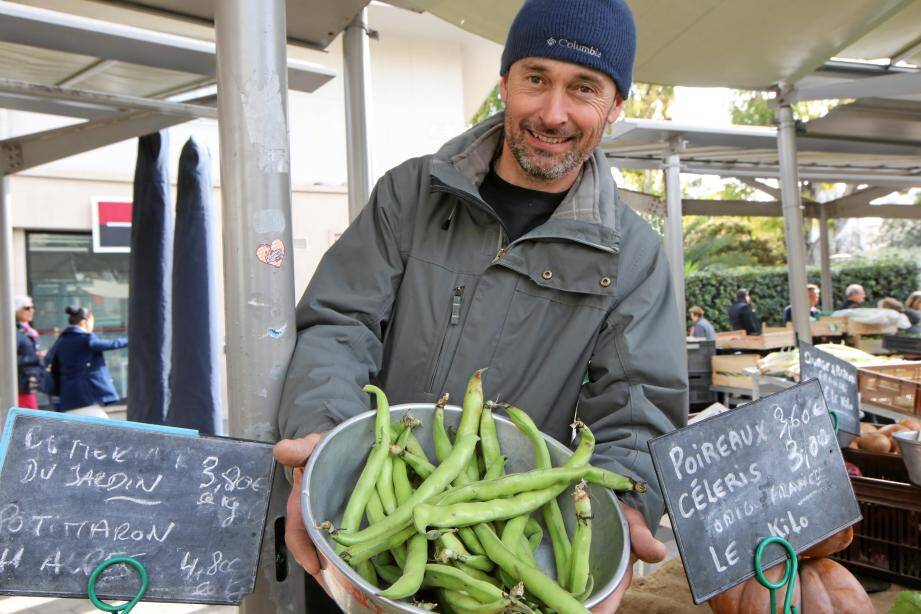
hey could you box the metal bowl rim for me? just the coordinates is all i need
[302,402,630,611]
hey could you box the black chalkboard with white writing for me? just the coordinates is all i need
[648,380,861,604]
[0,409,274,604]
[799,341,860,438]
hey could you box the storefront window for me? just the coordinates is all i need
[26,232,130,403]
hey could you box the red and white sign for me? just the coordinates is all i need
[92,198,132,253]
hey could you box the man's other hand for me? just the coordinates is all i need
[591,503,666,613]
[273,433,328,592]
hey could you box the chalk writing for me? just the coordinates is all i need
[0,411,274,604]
[649,381,861,604]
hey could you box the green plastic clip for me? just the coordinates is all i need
[754,536,798,614]
[88,556,148,613]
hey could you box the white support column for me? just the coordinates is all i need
[0,175,15,418]
[776,95,812,343]
[818,205,833,312]
[343,9,373,222]
[663,142,686,325]
[214,1,302,612]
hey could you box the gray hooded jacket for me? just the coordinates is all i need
[279,113,688,529]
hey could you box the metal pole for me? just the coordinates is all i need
[214,1,302,612]
[343,9,373,222]
[776,95,812,343]
[663,143,686,326]
[0,175,15,418]
[818,205,833,312]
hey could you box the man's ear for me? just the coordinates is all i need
[499,74,509,103]
[607,93,625,125]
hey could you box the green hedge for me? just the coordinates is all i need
[685,256,921,331]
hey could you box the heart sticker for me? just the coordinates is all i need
[256,239,285,268]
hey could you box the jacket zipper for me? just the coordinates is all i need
[450,285,465,325]
[426,285,465,392]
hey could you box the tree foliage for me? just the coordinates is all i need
[470,83,504,125]
[683,217,786,273]
[685,254,920,330]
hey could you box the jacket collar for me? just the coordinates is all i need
[429,112,620,252]
[64,326,88,335]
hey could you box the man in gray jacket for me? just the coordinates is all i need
[275,0,688,609]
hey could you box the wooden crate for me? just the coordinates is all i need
[849,335,891,356]
[715,327,795,350]
[712,353,760,390]
[858,363,921,418]
[847,319,898,336]
[812,316,848,336]
[833,448,921,588]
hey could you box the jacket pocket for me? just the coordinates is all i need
[424,282,466,393]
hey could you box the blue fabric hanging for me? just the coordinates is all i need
[127,132,173,425]
[167,138,223,434]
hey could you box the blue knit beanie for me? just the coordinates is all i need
[500,0,636,98]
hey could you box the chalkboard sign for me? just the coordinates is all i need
[648,381,861,604]
[799,341,860,438]
[0,409,274,604]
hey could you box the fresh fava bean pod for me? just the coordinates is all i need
[390,444,436,479]
[338,385,391,543]
[421,563,507,603]
[378,533,428,599]
[474,523,590,614]
[568,481,592,595]
[413,484,571,532]
[433,393,453,463]
[331,433,479,546]
[499,402,572,584]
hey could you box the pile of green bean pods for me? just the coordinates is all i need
[321,370,646,613]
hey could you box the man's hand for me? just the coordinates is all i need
[591,503,666,613]
[273,433,328,592]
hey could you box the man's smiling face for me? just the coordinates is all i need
[499,57,623,187]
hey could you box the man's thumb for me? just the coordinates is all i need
[273,433,322,468]
[625,504,667,564]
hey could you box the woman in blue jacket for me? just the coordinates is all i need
[49,306,127,412]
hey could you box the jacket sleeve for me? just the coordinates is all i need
[577,240,688,532]
[17,338,40,368]
[88,335,128,352]
[278,170,406,440]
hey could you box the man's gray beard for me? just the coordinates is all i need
[505,122,590,181]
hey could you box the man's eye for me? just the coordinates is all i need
[578,85,595,94]
[528,76,542,85]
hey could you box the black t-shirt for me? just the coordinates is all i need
[478,166,568,242]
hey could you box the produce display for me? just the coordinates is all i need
[319,370,646,613]
[848,418,921,455]
[756,344,883,379]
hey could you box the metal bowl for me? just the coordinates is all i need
[894,430,921,487]
[302,403,630,613]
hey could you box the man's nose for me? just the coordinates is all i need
[539,87,569,129]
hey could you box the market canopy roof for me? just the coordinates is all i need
[393,0,921,89]
[602,99,921,187]
[0,0,337,102]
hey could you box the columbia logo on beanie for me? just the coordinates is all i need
[546,37,603,59]
[501,0,636,97]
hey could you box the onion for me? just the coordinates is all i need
[898,418,921,432]
[859,422,877,435]
[879,424,910,437]
[858,432,891,453]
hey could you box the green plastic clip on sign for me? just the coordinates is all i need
[88,556,149,613]
[754,536,798,614]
